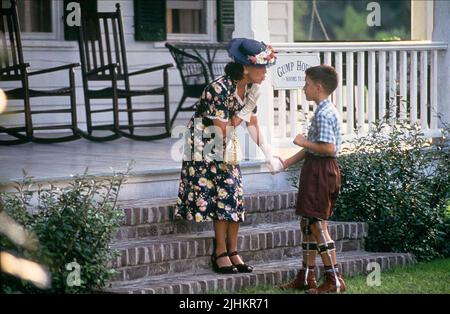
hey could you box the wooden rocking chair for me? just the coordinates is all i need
[0,0,80,145]
[77,3,173,141]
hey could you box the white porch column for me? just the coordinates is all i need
[432,0,450,128]
[411,0,434,40]
[233,0,270,40]
[233,0,275,160]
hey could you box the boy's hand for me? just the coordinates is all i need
[277,156,287,170]
[293,134,308,147]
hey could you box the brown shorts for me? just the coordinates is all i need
[296,153,341,220]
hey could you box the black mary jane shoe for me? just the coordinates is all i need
[211,252,238,274]
[228,251,254,273]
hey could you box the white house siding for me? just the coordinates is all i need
[268,0,293,43]
[1,0,301,130]
[1,0,188,131]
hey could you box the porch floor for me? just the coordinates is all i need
[0,135,298,185]
[0,136,185,184]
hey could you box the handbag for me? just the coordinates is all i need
[224,128,242,165]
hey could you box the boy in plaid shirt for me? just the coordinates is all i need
[279,65,345,294]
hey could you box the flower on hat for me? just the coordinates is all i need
[248,44,276,65]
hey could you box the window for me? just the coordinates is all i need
[294,0,411,41]
[134,0,217,42]
[2,0,63,40]
[166,0,215,41]
[16,0,52,33]
[166,0,206,34]
[2,0,52,33]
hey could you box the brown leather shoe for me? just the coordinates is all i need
[306,271,346,294]
[280,268,317,290]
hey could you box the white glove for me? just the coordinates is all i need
[259,142,273,161]
[246,83,261,105]
[259,142,284,174]
[267,157,285,174]
[237,84,261,122]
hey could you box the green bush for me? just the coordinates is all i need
[0,167,130,293]
[289,119,450,261]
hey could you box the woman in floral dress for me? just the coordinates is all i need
[174,38,282,273]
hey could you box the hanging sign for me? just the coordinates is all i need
[272,53,320,89]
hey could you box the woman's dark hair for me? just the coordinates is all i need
[224,62,244,81]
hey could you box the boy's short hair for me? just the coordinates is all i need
[305,65,338,94]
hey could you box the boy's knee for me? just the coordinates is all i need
[310,221,329,237]
[309,221,321,233]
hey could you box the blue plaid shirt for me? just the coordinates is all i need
[306,99,342,157]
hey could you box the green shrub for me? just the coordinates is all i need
[289,119,450,261]
[0,166,130,293]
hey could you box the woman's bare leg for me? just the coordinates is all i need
[214,220,233,267]
[227,221,244,265]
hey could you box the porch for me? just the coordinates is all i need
[1,39,448,199]
[0,130,295,200]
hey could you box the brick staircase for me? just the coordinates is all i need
[104,190,416,294]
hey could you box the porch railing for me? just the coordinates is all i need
[267,41,448,146]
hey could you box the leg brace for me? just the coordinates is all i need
[301,217,318,285]
[315,221,341,292]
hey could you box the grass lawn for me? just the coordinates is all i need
[225,258,450,294]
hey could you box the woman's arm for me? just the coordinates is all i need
[246,115,283,173]
[245,114,263,146]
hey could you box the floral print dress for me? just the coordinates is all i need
[174,75,251,223]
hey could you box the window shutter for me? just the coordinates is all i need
[64,0,97,41]
[217,0,235,42]
[134,0,166,41]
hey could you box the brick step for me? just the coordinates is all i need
[117,190,297,225]
[115,208,300,240]
[104,251,416,294]
[110,221,367,281]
